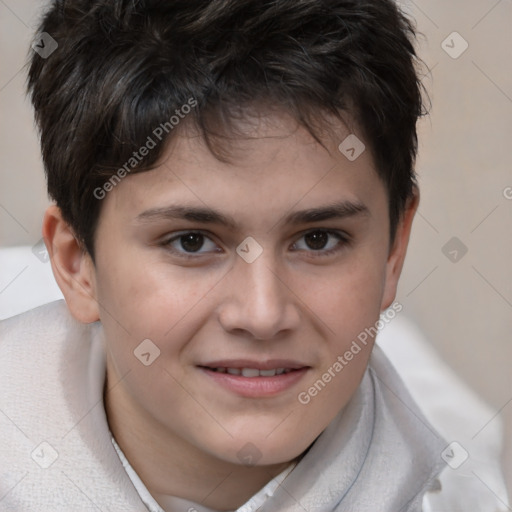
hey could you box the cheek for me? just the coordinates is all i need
[93,250,228,387]
[339,265,386,333]
[296,251,387,340]
[95,245,208,332]
[292,263,387,428]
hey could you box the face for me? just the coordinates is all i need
[87,112,409,467]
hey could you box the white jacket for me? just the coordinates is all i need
[0,301,507,511]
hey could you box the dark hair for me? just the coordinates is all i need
[27,0,426,258]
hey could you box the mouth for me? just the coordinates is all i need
[197,360,310,397]
[202,367,296,377]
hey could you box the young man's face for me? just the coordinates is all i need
[74,112,414,468]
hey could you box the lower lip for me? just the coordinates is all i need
[199,367,309,398]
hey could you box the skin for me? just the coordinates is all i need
[43,111,418,510]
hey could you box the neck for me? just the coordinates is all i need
[104,372,295,511]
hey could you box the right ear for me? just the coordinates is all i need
[42,205,100,324]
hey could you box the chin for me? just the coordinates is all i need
[206,431,315,468]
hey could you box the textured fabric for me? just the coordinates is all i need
[378,317,510,511]
[0,300,449,511]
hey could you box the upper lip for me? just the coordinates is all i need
[198,359,309,370]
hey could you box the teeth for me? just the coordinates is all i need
[241,368,260,377]
[211,367,293,377]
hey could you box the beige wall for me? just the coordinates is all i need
[1,0,511,415]
[398,0,512,411]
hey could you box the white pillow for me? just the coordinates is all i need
[0,244,63,321]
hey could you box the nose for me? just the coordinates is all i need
[217,253,301,340]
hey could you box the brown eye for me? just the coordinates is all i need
[179,233,205,252]
[304,231,329,250]
[292,229,350,257]
[162,231,220,257]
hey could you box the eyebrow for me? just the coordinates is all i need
[135,200,370,229]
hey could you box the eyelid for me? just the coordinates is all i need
[161,230,222,258]
[161,228,351,260]
[290,229,351,257]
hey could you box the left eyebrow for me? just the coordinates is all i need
[135,199,370,229]
[283,200,370,225]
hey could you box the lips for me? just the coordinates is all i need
[197,359,310,397]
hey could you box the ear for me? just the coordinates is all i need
[380,186,420,311]
[42,205,100,323]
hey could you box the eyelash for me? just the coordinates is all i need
[160,229,351,260]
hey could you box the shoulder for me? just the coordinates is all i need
[0,300,101,444]
[0,300,86,379]
[0,299,76,344]
[0,300,99,389]
[0,301,146,510]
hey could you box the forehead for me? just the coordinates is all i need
[103,112,386,228]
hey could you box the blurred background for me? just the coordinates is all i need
[1,0,511,477]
